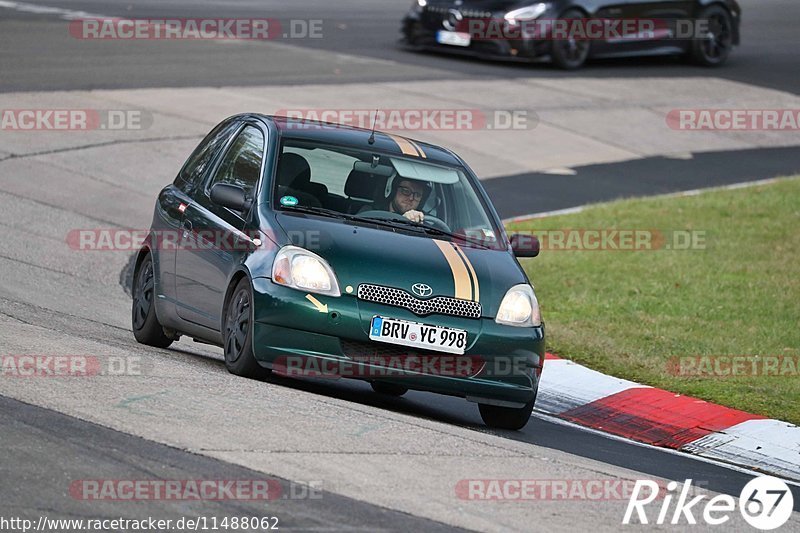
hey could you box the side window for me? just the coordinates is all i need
[283,146,357,196]
[206,125,265,199]
[174,119,240,194]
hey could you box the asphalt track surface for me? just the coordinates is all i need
[0,396,465,532]
[1,0,800,530]
[0,0,798,94]
[487,146,800,219]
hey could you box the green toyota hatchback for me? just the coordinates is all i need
[132,114,544,429]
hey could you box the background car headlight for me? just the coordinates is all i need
[272,245,341,297]
[411,0,427,14]
[504,3,548,24]
[496,283,541,327]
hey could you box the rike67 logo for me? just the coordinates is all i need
[624,476,794,530]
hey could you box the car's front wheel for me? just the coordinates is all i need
[479,399,534,430]
[689,5,734,67]
[223,278,271,379]
[551,10,591,70]
[131,254,173,348]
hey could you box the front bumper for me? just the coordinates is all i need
[401,13,552,62]
[251,277,544,407]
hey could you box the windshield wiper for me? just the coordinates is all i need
[282,208,493,248]
[366,217,492,249]
[281,205,354,220]
[281,206,421,232]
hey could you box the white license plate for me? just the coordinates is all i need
[436,30,471,47]
[369,316,467,355]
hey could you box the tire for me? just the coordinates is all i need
[479,399,534,430]
[131,254,173,348]
[551,10,591,70]
[371,382,408,397]
[689,5,733,67]
[223,278,270,379]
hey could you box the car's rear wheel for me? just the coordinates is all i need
[479,399,534,430]
[690,5,733,66]
[224,278,270,379]
[131,254,173,348]
[551,10,591,70]
[371,382,408,397]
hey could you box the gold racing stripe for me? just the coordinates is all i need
[407,139,427,159]
[433,240,472,301]
[387,134,420,157]
[453,243,480,303]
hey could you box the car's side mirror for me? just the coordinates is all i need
[509,233,539,258]
[210,183,252,213]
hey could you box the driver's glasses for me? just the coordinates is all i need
[398,186,423,200]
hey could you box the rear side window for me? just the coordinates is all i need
[282,145,357,196]
[174,119,240,194]
[206,125,265,199]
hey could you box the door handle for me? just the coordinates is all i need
[182,219,193,234]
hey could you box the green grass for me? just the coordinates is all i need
[509,176,800,424]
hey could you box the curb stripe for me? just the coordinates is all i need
[536,354,800,480]
[559,387,765,449]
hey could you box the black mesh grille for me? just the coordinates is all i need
[357,283,481,319]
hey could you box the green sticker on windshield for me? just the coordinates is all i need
[280,195,298,207]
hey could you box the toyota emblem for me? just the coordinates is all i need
[412,283,433,298]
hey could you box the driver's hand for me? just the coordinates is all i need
[403,210,425,223]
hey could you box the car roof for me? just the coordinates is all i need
[250,114,463,167]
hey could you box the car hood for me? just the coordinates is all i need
[275,213,528,317]
[429,0,529,12]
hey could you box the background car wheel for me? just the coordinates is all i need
[551,10,591,70]
[690,5,733,67]
[224,278,270,379]
[371,382,408,397]
[131,254,173,348]
[479,399,534,430]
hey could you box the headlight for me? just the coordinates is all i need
[412,0,427,13]
[504,3,548,24]
[272,246,341,297]
[496,284,541,327]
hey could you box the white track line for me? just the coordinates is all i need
[0,0,107,19]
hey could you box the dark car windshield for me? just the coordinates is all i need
[272,140,502,247]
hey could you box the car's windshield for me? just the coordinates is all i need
[272,139,502,247]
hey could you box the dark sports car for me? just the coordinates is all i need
[132,114,545,430]
[402,0,741,69]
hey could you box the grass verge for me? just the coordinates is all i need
[509,176,800,424]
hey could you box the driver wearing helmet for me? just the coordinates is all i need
[363,176,431,223]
